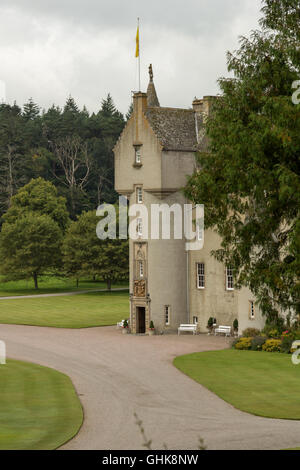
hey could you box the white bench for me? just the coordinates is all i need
[178,324,197,335]
[214,325,231,337]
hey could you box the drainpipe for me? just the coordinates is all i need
[186,250,189,323]
[185,197,190,324]
[185,202,200,324]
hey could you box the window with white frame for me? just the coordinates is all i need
[137,218,143,236]
[197,263,205,289]
[139,261,144,278]
[136,187,143,204]
[135,146,141,164]
[249,300,255,319]
[226,266,234,290]
[164,305,170,325]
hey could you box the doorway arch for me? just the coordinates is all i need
[136,306,146,334]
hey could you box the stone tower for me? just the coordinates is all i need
[114,66,196,333]
[114,66,266,335]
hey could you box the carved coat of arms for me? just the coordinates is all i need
[134,280,146,297]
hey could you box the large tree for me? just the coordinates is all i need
[88,94,125,206]
[185,0,300,324]
[4,177,69,231]
[0,213,63,289]
[0,104,28,214]
[0,178,69,288]
[63,210,128,289]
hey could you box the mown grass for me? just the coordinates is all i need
[0,359,83,450]
[174,349,300,420]
[0,275,128,297]
[0,291,129,328]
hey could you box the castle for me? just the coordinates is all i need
[114,66,265,335]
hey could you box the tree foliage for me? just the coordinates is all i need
[0,93,125,221]
[4,177,69,232]
[0,178,69,288]
[62,210,129,289]
[185,0,300,323]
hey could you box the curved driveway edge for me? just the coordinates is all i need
[0,324,299,450]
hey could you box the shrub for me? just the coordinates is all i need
[262,322,285,337]
[234,337,252,350]
[251,336,266,351]
[268,328,280,339]
[123,319,128,328]
[207,317,216,329]
[280,336,294,354]
[280,329,300,341]
[292,329,300,340]
[262,339,282,352]
[242,328,261,338]
[231,337,240,349]
[149,321,154,330]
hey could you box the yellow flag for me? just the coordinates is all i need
[135,26,139,58]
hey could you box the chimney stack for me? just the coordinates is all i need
[192,96,215,115]
[133,92,147,116]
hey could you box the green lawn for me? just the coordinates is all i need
[174,349,300,420]
[0,291,129,328]
[0,359,83,450]
[0,275,128,297]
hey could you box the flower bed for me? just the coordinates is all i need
[233,325,300,354]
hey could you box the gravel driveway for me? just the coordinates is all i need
[1,324,299,450]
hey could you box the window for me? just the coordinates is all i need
[137,218,143,236]
[197,263,205,289]
[139,261,144,278]
[135,146,141,164]
[164,306,170,325]
[136,187,143,204]
[249,301,255,319]
[193,316,198,325]
[226,266,234,290]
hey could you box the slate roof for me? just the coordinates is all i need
[145,107,200,152]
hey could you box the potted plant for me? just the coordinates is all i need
[233,319,238,336]
[122,319,129,334]
[207,317,214,335]
[149,320,155,336]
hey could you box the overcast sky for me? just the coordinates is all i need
[0,0,263,114]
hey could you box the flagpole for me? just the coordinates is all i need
[138,17,141,91]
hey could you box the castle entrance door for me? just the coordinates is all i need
[136,307,146,334]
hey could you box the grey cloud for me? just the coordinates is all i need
[0,0,262,114]
[1,0,262,35]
